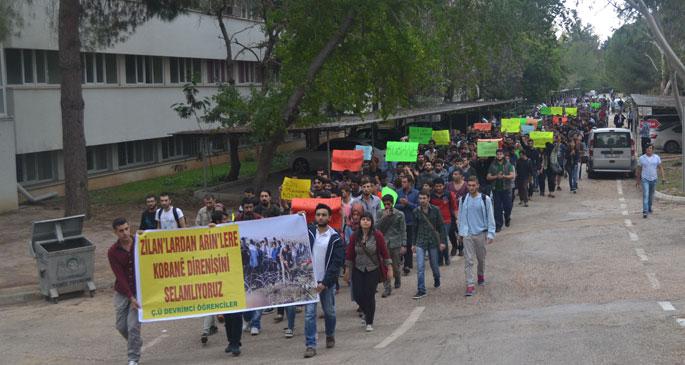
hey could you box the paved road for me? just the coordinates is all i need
[2,174,685,365]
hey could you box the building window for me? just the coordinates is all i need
[232,0,259,20]
[125,55,162,84]
[46,51,61,84]
[82,53,117,84]
[86,145,110,173]
[0,48,5,115]
[209,135,227,152]
[16,151,56,184]
[169,57,201,84]
[161,136,200,160]
[207,60,228,84]
[117,140,156,168]
[237,61,262,84]
[5,49,23,84]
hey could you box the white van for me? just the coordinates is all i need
[587,128,637,178]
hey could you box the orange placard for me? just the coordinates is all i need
[526,118,538,126]
[473,123,492,131]
[290,198,342,231]
[331,150,364,172]
[561,117,568,125]
[552,116,560,125]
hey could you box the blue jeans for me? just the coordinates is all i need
[285,305,297,330]
[492,190,512,229]
[304,287,336,348]
[567,164,578,191]
[641,178,656,213]
[416,246,440,294]
[242,309,262,330]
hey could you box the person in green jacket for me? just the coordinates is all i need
[377,194,406,297]
[411,191,447,299]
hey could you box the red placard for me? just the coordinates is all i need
[473,123,492,131]
[331,150,364,172]
[290,198,342,231]
[561,117,568,125]
[552,116,561,125]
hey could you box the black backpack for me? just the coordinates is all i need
[460,194,489,219]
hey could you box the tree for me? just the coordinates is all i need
[56,0,190,217]
[604,21,661,93]
[0,0,23,42]
[558,22,605,91]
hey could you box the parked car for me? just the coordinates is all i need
[653,123,682,154]
[348,127,403,148]
[587,128,637,178]
[289,138,385,174]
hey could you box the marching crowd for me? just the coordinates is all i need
[109,97,663,364]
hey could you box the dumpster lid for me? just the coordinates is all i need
[31,215,85,246]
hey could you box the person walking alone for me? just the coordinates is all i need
[344,212,392,332]
[458,177,496,297]
[636,144,667,218]
[377,195,406,296]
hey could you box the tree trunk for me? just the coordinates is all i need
[670,72,684,193]
[217,10,235,85]
[226,133,241,181]
[253,133,284,188]
[59,0,89,217]
[252,9,356,188]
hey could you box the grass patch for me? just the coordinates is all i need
[660,158,684,196]
[90,154,289,206]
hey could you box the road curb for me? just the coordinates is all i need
[655,190,685,204]
[0,279,113,307]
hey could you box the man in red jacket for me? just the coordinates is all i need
[107,217,142,365]
[430,178,458,266]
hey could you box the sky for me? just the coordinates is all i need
[565,0,625,42]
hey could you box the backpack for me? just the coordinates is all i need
[460,194,489,222]
[156,207,184,228]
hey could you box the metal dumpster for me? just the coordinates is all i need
[29,215,96,303]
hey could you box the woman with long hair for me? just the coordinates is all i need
[344,212,392,332]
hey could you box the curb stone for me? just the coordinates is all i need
[655,190,685,204]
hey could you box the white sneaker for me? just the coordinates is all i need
[128,361,139,365]
[250,327,260,336]
[365,324,374,332]
[242,322,249,332]
[284,328,294,338]
[360,318,366,326]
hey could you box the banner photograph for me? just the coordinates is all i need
[135,214,317,322]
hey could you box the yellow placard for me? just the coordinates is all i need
[281,177,312,200]
[432,130,451,145]
[136,224,245,322]
[501,118,521,133]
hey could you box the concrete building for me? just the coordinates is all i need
[0,1,268,212]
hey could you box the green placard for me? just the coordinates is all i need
[540,106,552,115]
[477,140,499,157]
[386,141,419,162]
[501,118,521,133]
[591,102,601,109]
[409,127,433,144]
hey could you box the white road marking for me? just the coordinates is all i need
[646,273,661,290]
[635,248,648,261]
[617,180,624,195]
[141,333,169,352]
[619,197,626,202]
[620,203,627,209]
[624,219,633,227]
[629,232,639,241]
[375,306,425,349]
[622,211,629,216]
[658,301,676,311]
[677,318,685,327]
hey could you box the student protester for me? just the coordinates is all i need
[207,210,244,357]
[377,195,406,296]
[430,178,458,266]
[235,198,264,336]
[515,150,533,207]
[486,150,515,232]
[447,169,467,256]
[411,191,447,299]
[351,177,383,221]
[155,193,186,229]
[139,194,157,230]
[395,176,419,275]
[195,194,216,227]
[239,188,256,213]
[565,139,579,193]
[541,142,557,198]
[254,190,282,218]
[302,204,345,358]
[416,161,439,189]
[458,177,496,297]
[108,218,142,365]
[344,211,392,332]
[636,144,667,218]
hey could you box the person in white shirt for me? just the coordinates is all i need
[155,193,186,229]
[636,144,667,218]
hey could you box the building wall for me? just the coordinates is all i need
[6,0,264,61]
[0,117,18,211]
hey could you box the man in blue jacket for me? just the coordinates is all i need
[395,176,419,275]
[302,204,345,358]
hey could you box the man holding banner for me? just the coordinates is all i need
[108,217,143,365]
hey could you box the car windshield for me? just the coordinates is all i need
[594,132,630,148]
